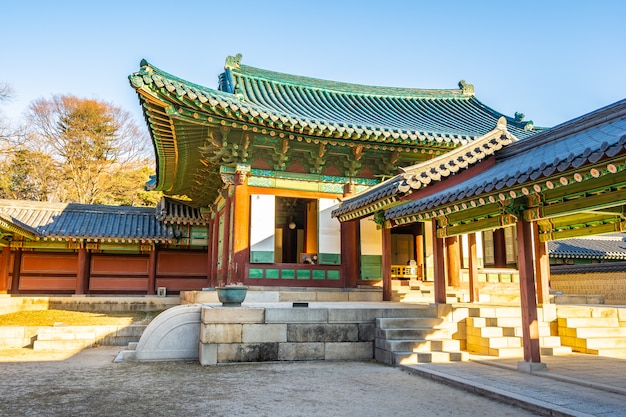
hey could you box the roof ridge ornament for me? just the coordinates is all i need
[225,53,243,70]
[458,80,475,96]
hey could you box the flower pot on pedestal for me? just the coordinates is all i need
[216,286,248,307]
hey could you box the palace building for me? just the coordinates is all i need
[1,54,624,306]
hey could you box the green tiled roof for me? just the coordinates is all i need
[223,55,540,141]
[128,55,543,206]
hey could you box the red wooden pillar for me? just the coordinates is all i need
[446,236,461,288]
[206,222,214,288]
[231,173,250,284]
[10,249,21,294]
[493,228,507,267]
[0,246,10,293]
[210,216,220,287]
[147,245,157,295]
[414,223,424,280]
[516,217,542,365]
[432,219,447,304]
[341,220,359,288]
[221,191,232,285]
[75,247,90,295]
[533,222,551,305]
[468,233,479,302]
[381,226,392,301]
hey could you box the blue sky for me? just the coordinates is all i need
[1,0,625,133]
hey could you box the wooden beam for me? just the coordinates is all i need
[526,188,626,220]
[516,218,541,364]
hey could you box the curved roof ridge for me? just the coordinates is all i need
[232,64,470,99]
[498,98,626,160]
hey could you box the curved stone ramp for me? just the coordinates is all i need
[121,303,202,362]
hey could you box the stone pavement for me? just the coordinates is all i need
[402,353,626,417]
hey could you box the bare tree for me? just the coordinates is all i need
[27,95,151,204]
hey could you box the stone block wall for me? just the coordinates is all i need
[550,271,626,305]
[198,306,426,365]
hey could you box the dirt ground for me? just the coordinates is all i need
[0,346,541,417]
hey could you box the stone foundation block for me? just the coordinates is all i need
[348,291,382,302]
[278,292,317,302]
[218,342,279,363]
[265,308,328,323]
[328,308,381,323]
[201,307,265,324]
[325,342,373,360]
[200,323,242,344]
[199,343,217,365]
[278,342,325,360]
[287,323,358,342]
[315,292,349,302]
[358,323,376,342]
[242,324,287,343]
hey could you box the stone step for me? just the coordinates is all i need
[376,328,451,340]
[541,346,573,356]
[33,339,94,351]
[36,330,96,341]
[468,306,522,318]
[376,317,445,329]
[466,343,524,357]
[558,317,619,328]
[393,350,469,364]
[540,335,565,348]
[375,338,461,353]
[583,337,626,349]
[467,335,522,349]
[587,348,626,359]
[559,326,626,338]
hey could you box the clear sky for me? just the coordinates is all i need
[2,0,625,134]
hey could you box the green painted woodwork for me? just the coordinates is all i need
[281,269,295,279]
[249,268,264,279]
[318,253,341,265]
[250,251,274,263]
[266,268,280,279]
[312,270,326,280]
[327,270,341,280]
[297,270,311,280]
[360,255,382,281]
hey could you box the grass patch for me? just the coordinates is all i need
[0,310,159,326]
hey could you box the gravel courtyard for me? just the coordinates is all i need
[0,346,540,417]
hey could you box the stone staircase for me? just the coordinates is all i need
[465,306,571,357]
[375,305,468,365]
[33,326,96,351]
[558,316,626,358]
[392,281,466,304]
